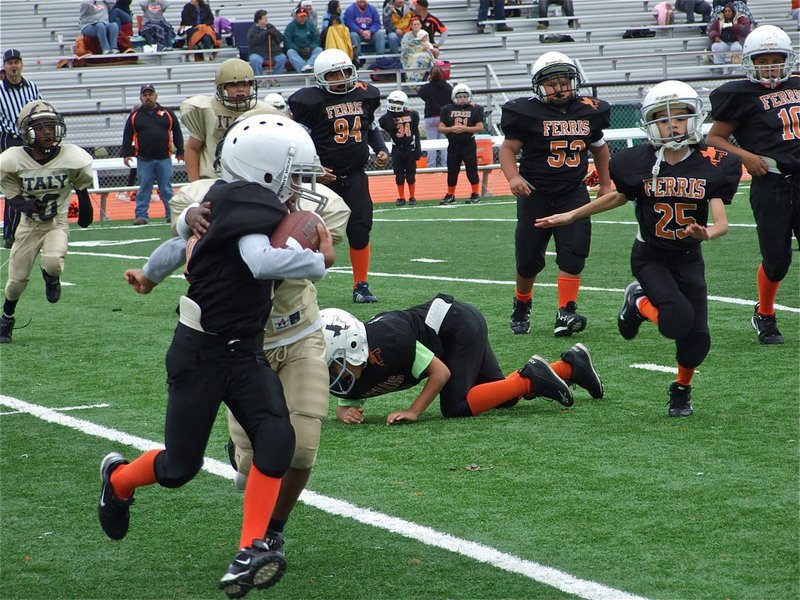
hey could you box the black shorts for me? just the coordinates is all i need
[447,138,479,186]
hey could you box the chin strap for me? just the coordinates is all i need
[651,145,666,194]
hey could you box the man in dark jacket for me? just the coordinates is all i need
[247,10,287,76]
[122,84,184,224]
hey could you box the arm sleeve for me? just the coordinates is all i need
[367,125,388,154]
[76,188,93,227]
[142,236,188,283]
[121,115,135,158]
[238,234,327,281]
[411,341,435,379]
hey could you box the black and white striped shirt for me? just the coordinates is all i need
[0,77,43,150]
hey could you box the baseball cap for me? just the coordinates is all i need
[301,0,312,6]
[415,0,429,7]
[296,9,308,16]
[3,49,22,63]
[140,83,156,93]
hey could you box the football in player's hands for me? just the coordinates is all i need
[270,210,325,251]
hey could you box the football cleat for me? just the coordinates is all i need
[561,343,603,399]
[353,281,378,303]
[98,452,133,540]
[41,268,61,303]
[395,198,406,207]
[408,197,417,206]
[439,194,456,205]
[667,382,693,417]
[751,303,784,345]
[618,282,645,340]
[519,355,574,407]
[464,192,480,204]
[554,301,586,337]
[265,530,285,557]
[218,539,286,599]
[0,315,15,344]
[509,298,532,335]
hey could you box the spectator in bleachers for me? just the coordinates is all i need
[248,10,287,76]
[293,0,320,29]
[708,3,750,68]
[344,0,386,61]
[178,0,218,55]
[793,0,800,29]
[710,0,757,27]
[324,14,355,59]
[401,17,439,83]
[79,0,121,55]
[412,0,448,48]
[417,64,451,167]
[674,0,712,25]
[384,0,414,54]
[477,0,514,34]
[109,0,134,30]
[140,0,176,50]
[284,8,324,72]
[537,0,579,30]
[322,0,341,32]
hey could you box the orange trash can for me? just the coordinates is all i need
[416,155,428,168]
[475,137,493,165]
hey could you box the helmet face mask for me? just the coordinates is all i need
[215,59,258,111]
[451,83,472,105]
[314,49,358,95]
[387,90,408,112]
[741,26,795,89]
[18,100,66,153]
[639,81,705,149]
[531,51,581,106]
[320,308,369,395]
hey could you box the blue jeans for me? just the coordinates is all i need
[108,8,132,27]
[286,47,323,72]
[478,0,506,22]
[424,116,447,167]
[135,158,173,220]
[249,52,287,75]
[387,31,402,54]
[349,29,386,58]
[81,22,120,52]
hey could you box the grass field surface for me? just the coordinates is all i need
[1,189,798,599]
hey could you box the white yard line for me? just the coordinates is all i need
[0,394,648,600]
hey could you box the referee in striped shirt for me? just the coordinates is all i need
[1,49,43,249]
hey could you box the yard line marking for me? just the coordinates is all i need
[70,239,162,247]
[630,364,680,374]
[0,401,110,417]
[0,394,648,600]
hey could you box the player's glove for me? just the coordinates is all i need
[9,195,40,217]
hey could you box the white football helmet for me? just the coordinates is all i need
[639,80,705,149]
[451,83,472,105]
[314,49,358,94]
[387,90,408,112]
[530,51,582,105]
[219,114,326,204]
[321,308,370,396]
[215,58,258,111]
[741,25,796,89]
[18,100,66,154]
[263,92,288,113]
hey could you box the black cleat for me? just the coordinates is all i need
[353,281,378,303]
[408,197,417,206]
[561,343,603,399]
[519,355,573,407]
[439,194,456,205]
[464,192,480,204]
[218,539,287,599]
[265,530,285,557]
[98,452,133,540]
[509,297,532,334]
[618,282,645,340]
[395,198,406,207]
[554,301,587,337]
[0,314,15,344]
[751,303,784,345]
[42,268,61,303]
[667,382,693,417]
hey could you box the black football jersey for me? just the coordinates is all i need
[186,181,287,338]
[440,103,484,143]
[611,143,742,252]
[288,82,382,176]
[501,95,611,195]
[378,109,421,152]
[709,76,800,175]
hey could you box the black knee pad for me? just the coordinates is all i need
[251,420,295,478]
[762,259,790,284]
[657,298,695,340]
[555,252,586,276]
[155,455,203,489]
[676,331,710,370]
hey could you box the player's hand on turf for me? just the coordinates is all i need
[337,405,364,424]
[386,410,418,425]
[376,150,389,168]
[186,201,211,237]
[684,222,710,240]
[535,211,575,229]
[317,223,336,268]
[508,174,531,197]
[123,269,157,294]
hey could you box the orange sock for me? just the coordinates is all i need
[349,244,371,286]
[757,264,780,315]
[447,185,456,195]
[467,372,529,415]
[471,183,480,194]
[557,275,580,308]
[408,183,416,198]
[396,185,405,199]
[676,364,695,386]
[110,449,160,500]
[515,288,532,303]
[636,297,659,323]
[550,360,573,382]
[240,464,282,549]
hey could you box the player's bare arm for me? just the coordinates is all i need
[706,121,768,177]
[336,405,365,424]
[499,138,530,197]
[184,137,205,181]
[386,357,450,425]
[685,197,729,241]
[589,143,614,197]
[535,191,627,228]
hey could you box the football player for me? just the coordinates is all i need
[288,48,389,304]
[378,90,422,207]
[706,25,799,345]
[98,115,335,599]
[536,80,742,417]
[0,100,93,344]
[438,83,484,205]
[123,109,350,563]
[180,58,278,181]
[321,295,605,425]
[500,51,613,337]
